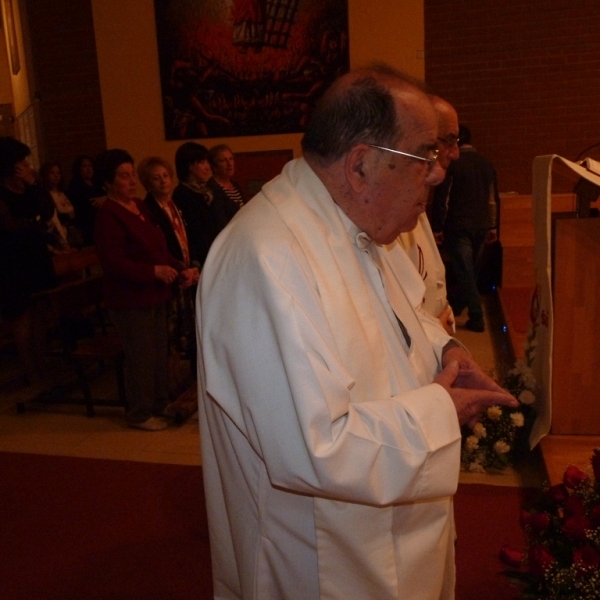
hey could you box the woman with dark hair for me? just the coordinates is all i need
[94,149,196,431]
[172,141,234,268]
[40,161,83,249]
[67,154,105,246]
[137,155,199,392]
[208,144,246,214]
[0,137,57,397]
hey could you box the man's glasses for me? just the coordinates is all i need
[437,134,460,148]
[368,144,439,169]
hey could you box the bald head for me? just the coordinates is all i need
[431,96,460,169]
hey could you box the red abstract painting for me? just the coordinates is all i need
[154,0,349,139]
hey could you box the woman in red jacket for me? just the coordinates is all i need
[94,149,195,431]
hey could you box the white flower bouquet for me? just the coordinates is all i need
[461,359,537,473]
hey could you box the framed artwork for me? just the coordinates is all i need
[4,0,20,75]
[153,0,349,140]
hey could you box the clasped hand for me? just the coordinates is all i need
[154,265,178,285]
[178,267,200,289]
[154,265,200,288]
[434,344,518,427]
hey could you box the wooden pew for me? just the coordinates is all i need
[19,247,126,416]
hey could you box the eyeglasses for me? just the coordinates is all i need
[368,144,439,168]
[437,134,460,148]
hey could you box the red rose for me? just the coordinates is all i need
[528,544,554,578]
[562,515,592,542]
[531,512,550,534]
[564,495,586,518]
[546,483,569,505]
[590,504,600,527]
[520,510,550,535]
[499,545,525,568]
[573,545,600,574]
[592,448,600,482]
[563,465,590,490]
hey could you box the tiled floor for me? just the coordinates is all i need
[0,291,544,485]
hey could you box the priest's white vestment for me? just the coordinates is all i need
[398,213,451,323]
[198,158,462,600]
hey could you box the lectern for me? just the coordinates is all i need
[528,155,600,445]
[551,213,600,434]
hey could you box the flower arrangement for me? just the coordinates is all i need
[499,449,600,599]
[460,359,536,473]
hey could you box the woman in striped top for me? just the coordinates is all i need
[207,144,247,215]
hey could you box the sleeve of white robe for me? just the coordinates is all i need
[200,223,461,508]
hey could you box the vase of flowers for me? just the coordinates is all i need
[499,449,600,598]
[460,358,537,473]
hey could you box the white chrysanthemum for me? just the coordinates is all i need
[522,372,536,389]
[487,406,503,420]
[519,390,535,405]
[494,440,511,454]
[465,436,479,451]
[473,422,487,439]
[513,359,527,374]
[468,462,485,473]
[510,412,525,427]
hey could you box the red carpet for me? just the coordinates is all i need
[0,452,211,600]
[1,452,534,599]
[454,483,535,600]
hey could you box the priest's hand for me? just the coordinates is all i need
[442,342,505,394]
[434,360,519,427]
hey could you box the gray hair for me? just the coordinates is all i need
[301,64,425,166]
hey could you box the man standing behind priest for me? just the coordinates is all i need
[197,65,517,599]
[398,95,460,334]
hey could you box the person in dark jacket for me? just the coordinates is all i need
[431,125,499,332]
[0,137,57,397]
[67,154,106,246]
[172,142,235,268]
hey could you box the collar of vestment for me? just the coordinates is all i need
[260,158,438,399]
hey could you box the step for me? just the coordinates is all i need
[539,434,600,485]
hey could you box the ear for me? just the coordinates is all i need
[344,144,370,193]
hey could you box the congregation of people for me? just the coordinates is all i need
[0,116,499,436]
[0,138,245,431]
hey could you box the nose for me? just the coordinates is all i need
[426,161,446,186]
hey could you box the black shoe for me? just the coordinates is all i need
[465,319,485,332]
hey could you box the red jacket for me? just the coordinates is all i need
[94,198,179,310]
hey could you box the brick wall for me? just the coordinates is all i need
[23,0,106,181]
[425,0,600,194]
